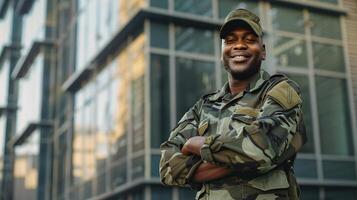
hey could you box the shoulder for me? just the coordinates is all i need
[265,73,302,109]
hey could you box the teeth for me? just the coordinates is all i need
[232,55,248,62]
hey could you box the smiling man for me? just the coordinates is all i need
[160,9,306,200]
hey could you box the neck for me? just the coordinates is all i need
[228,79,250,95]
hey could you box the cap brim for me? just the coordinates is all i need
[220,18,261,39]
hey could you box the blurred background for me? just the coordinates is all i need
[0,0,357,199]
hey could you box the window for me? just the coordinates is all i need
[175,26,214,55]
[219,0,259,19]
[272,36,308,68]
[174,0,212,17]
[150,54,170,148]
[150,22,169,49]
[270,6,305,34]
[176,58,215,118]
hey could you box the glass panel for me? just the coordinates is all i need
[130,35,146,153]
[294,159,318,178]
[0,60,9,105]
[300,186,319,200]
[316,77,353,155]
[309,0,338,4]
[218,0,259,19]
[132,155,145,180]
[323,160,356,180]
[179,188,196,200]
[273,36,308,68]
[324,187,357,200]
[175,26,214,55]
[270,5,304,33]
[287,74,314,153]
[0,5,13,48]
[151,155,161,177]
[174,0,212,17]
[96,172,107,195]
[132,187,144,200]
[55,133,68,197]
[176,58,215,118]
[13,132,40,200]
[150,0,168,9]
[150,54,171,148]
[310,13,341,39]
[150,22,169,49]
[0,117,5,185]
[72,108,84,186]
[83,180,93,199]
[110,161,127,189]
[151,185,172,200]
[313,43,345,72]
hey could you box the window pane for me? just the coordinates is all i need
[287,74,314,153]
[218,0,259,19]
[300,186,319,200]
[313,43,345,72]
[150,0,168,9]
[325,187,357,200]
[294,159,318,178]
[174,0,212,17]
[179,188,196,200]
[270,5,304,33]
[323,160,356,180]
[310,13,341,39]
[110,161,127,189]
[151,155,161,177]
[150,22,169,49]
[175,26,214,55]
[316,77,353,155]
[309,0,338,4]
[150,54,170,148]
[152,185,172,200]
[132,155,145,180]
[273,36,308,68]
[176,58,216,119]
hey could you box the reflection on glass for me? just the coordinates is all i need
[150,0,168,9]
[316,77,353,155]
[294,159,318,178]
[129,35,146,153]
[0,60,9,105]
[132,155,145,180]
[13,132,40,200]
[152,185,172,200]
[151,155,161,177]
[110,161,127,189]
[174,0,212,17]
[313,42,345,72]
[150,22,169,49]
[219,0,259,19]
[270,5,304,33]
[310,13,341,39]
[150,54,170,148]
[175,26,214,55]
[300,187,319,200]
[16,55,44,135]
[325,187,357,199]
[286,74,314,153]
[273,36,308,68]
[176,58,215,118]
[323,160,356,180]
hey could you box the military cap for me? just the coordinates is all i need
[220,8,263,39]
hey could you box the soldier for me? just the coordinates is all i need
[159,8,306,200]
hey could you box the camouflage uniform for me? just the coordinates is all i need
[160,70,306,200]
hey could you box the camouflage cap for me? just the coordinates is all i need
[220,8,263,39]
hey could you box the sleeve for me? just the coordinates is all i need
[200,80,307,175]
[159,100,203,187]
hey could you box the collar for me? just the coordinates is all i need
[207,70,270,101]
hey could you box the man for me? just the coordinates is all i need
[160,8,306,200]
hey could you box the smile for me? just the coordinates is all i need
[231,55,250,62]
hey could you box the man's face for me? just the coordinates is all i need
[221,26,266,80]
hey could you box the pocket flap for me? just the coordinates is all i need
[247,170,290,191]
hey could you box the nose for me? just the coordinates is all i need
[233,39,248,50]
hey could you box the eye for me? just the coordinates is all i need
[245,35,258,43]
[224,35,236,44]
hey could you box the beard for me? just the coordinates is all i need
[223,57,262,81]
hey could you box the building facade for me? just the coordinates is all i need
[1,0,357,199]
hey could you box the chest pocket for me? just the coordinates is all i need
[231,106,260,124]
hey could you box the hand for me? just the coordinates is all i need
[181,136,205,155]
[193,162,234,182]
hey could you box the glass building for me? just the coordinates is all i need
[1,0,357,199]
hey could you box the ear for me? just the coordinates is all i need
[262,44,266,60]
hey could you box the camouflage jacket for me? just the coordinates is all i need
[160,70,307,200]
